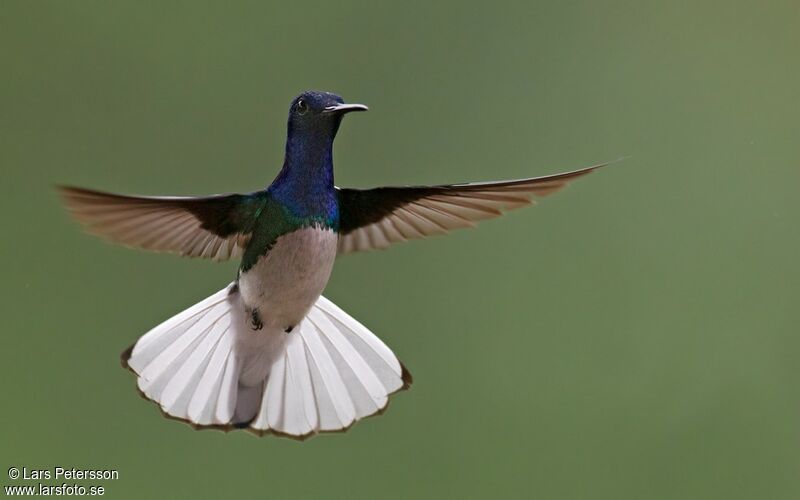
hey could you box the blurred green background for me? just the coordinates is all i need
[2,1,799,498]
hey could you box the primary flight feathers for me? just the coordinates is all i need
[57,188,264,260]
[336,163,601,253]
[59,163,603,257]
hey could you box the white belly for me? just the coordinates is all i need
[238,226,338,330]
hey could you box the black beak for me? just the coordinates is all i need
[322,103,369,114]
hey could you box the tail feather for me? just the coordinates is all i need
[316,296,407,392]
[297,318,358,430]
[186,332,233,424]
[215,350,240,424]
[122,283,410,439]
[286,333,320,433]
[160,315,230,415]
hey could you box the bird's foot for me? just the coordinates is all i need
[250,309,263,331]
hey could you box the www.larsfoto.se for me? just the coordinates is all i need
[4,483,106,496]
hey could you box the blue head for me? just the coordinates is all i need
[271,91,368,219]
[286,91,368,143]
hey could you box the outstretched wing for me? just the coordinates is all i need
[59,186,268,260]
[336,163,604,254]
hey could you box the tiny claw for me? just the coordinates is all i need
[250,309,263,331]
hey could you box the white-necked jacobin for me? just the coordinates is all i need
[60,90,608,440]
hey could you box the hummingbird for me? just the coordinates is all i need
[60,90,608,440]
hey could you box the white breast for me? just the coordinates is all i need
[238,226,338,330]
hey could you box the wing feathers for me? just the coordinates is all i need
[59,186,265,260]
[337,162,607,253]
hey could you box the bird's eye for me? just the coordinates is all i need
[296,99,308,115]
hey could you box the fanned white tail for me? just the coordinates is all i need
[122,284,411,439]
